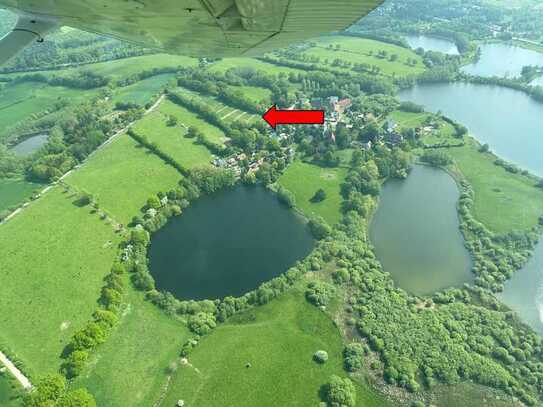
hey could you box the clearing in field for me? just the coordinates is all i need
[72,286,190,407]
[279,160,348,225]
[162,286,388,407]
[0,187,119,377]
[65,133,181,225]
[304,36,425,77]
[111,73,176,106]
[132,106,212,168]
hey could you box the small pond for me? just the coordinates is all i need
[10,134,48,156]
[462,43,543,78]
[405,35,459,55]
[149,185,315,300]
[370,165,473,296]
[500,240,543,334]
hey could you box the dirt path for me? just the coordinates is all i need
[0,351,32,390]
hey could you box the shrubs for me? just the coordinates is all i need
[420,150,453,167]
[276,185,296,208]
[314,350,329,364]
[188,312,217,335]
[305,281,336,307]
[308,216,332,240]
[321,375,356,407]
[343,343,364,372]
[311,188,327,203]
[23,374,96,406]
[61,263,125,379]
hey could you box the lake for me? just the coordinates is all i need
[462,43,543,78]
[370,165,473,296]
[148,185,315,300]
[405,35,459,55]
[500,240,543,334]
[399,82,543,176]
[10,134,48,156]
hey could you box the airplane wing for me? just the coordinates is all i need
[0,0,383,64]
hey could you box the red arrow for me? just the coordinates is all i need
[262,105,325,129]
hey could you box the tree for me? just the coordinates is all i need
[308,216,332,240]
[147,195,161,209]
[421,150,453,167]
[311,188,327,203]
[322,375,356,407]
[314,350,329,364]
[23,374,96,407]
[343,343,364,372]
[305,281,335,307]
[277,186,296,208]
[166,115,178,127]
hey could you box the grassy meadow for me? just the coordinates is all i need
[305,36,426,77]
[73,286,190,407]
[208,57,305,75]
[0,178,41,212]
[449,138,543,233]
[162,286,388,407]
[132,108,212,169]
[110,73,176,106]
[65,133,181,225]
[0,187,119,377]
[0,372,21,407]
[160,98,228,144]
[279,161,348,225]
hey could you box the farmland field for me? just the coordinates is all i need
[0,187,119,377]
[208,57,305,75]
[162,285,388,407]
[278,161,348,225]
[111,73,176,106]
[160,98,228,144]
[65,133,181,224]
[304,36,425,76]
[73,286,190,407]
[132,105,213,168]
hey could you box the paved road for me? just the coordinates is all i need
[0,351,32,389]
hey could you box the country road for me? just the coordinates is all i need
[0,351,32,390]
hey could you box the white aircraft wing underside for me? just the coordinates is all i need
[0,0,383,58]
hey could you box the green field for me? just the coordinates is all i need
[133,108,212,168]
[174,86,260,125]
[449,138,543,233]
[0,187,119,377]
[73,286,190,407]
[162,286,388,407]
[234,85,272,104]
[160,98,228,144]
[208,58,304,75]
[304,36,426,77]
[3,54,196,82]
[0,81,96,141]
[111,73,175,106]
[0,178,41,212]
[279,161,348,225]
[66,133,181,224]
[0,372,21,407]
